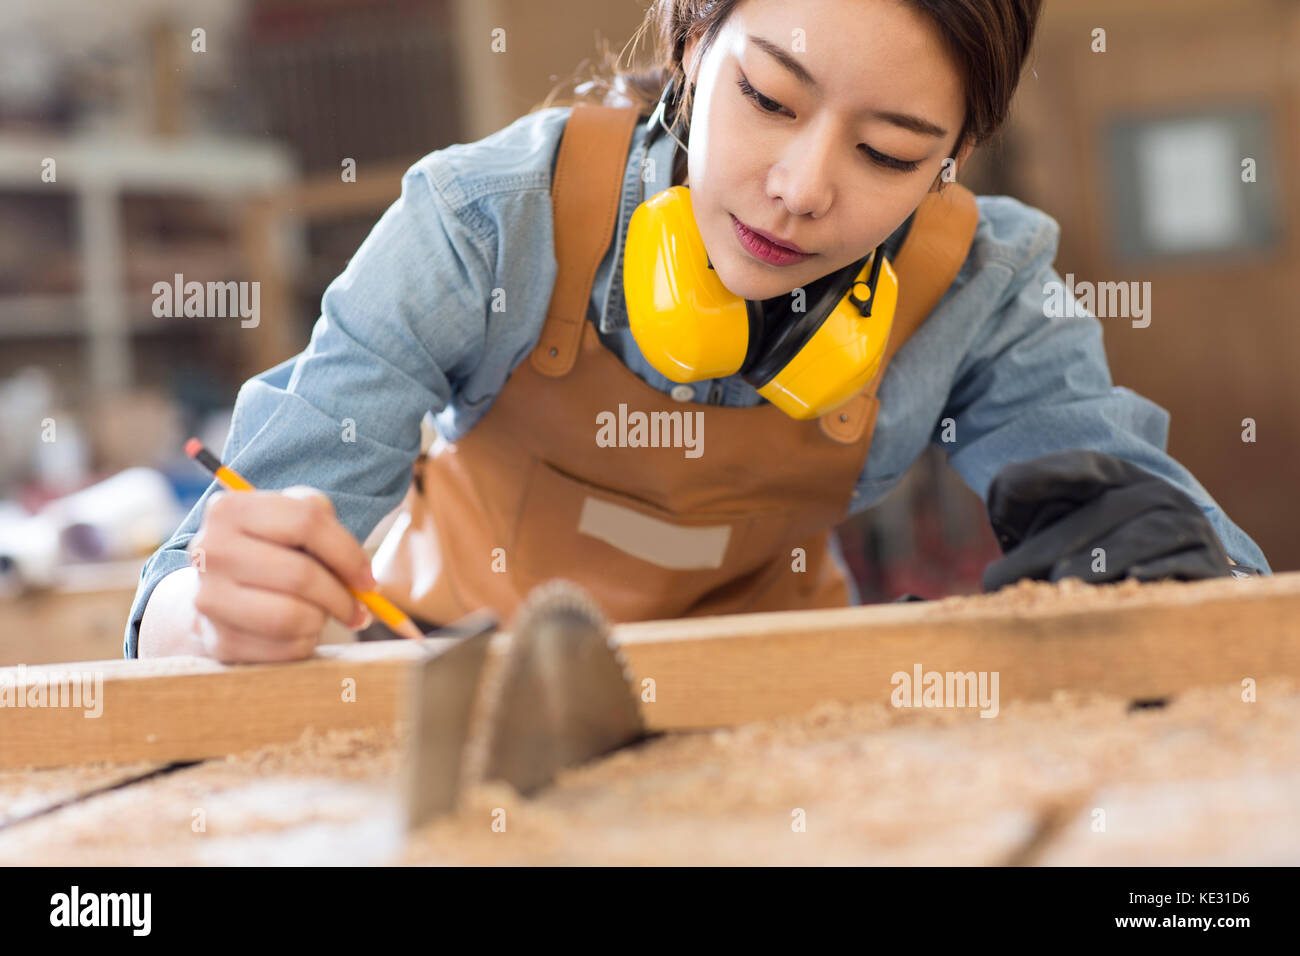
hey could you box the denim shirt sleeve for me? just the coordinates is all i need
[860,195,1272,573]
[122,109,572,658]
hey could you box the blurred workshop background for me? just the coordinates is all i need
[0,0,1296,666]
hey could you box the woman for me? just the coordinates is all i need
[130,0,1269,661]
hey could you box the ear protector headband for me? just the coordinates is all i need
[622,74,899,421]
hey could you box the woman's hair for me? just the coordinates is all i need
[534,0,1043,158]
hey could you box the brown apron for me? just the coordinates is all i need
[373,105,980,627]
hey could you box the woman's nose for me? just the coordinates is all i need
[767,122,837,219]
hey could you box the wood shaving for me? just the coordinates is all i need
[398,677,1300,865]
[926,573,1284,616]
[4,679,1296,865]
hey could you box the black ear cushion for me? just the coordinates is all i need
[740,255,870,388]
[740,299,766,372]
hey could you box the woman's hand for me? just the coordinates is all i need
[178,486,377,662]
[981,450,1237,591]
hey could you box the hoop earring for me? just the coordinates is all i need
[660,80,690,153]
[647,72,691,154]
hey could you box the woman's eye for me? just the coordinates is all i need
[737,76,786,115]
[738,72,922,174]
[861,145,922,174]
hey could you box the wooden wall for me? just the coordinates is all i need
[977,0,1300,570]
[449,0,650,141]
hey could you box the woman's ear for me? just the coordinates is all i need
[929,140,975,192]
[953,140,975,174]
[682,35,701,80]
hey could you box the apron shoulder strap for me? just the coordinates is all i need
[530,105,640,378]
[878,183,981,371]
[819,182,980,443]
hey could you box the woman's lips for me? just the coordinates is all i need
[731,214,811,267]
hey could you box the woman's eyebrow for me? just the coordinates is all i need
[747,32,949,138]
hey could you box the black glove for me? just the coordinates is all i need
[981,450,1235,592]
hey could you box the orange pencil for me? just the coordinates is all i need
[184,438,424,640]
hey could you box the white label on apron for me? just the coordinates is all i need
[577,497,731,570]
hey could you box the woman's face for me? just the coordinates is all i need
[680,0,971,301]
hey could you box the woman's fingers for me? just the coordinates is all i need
[187,485,379,663]
[200,533,367,629]
[206,486,376,594]
[193,573,329,647]
[194,612,319,664]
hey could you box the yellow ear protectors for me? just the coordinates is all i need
[623,184,898,420]
[621,76,899,420]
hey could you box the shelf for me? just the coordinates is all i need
[0,293,248,340]
[0,130,303,391]
[0,131,295,195]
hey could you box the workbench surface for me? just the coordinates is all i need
[3,677,1297,865]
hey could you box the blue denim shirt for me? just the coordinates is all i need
[123,105,1272,657]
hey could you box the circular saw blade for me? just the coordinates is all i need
[484,579,644,795]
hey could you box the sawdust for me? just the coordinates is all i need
[0,762,162,827]
[0,727,402,866]
[926,573,1277,616]
[931,575,1147,613]
[398,677,1300,865]
[5,672,1297,865]
[229,725,401,779]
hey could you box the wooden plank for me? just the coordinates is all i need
[0,640,443,771]
[3,573,1299,770]
[620,572,1300,728]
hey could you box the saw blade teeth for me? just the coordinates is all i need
[510,578,612,637]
